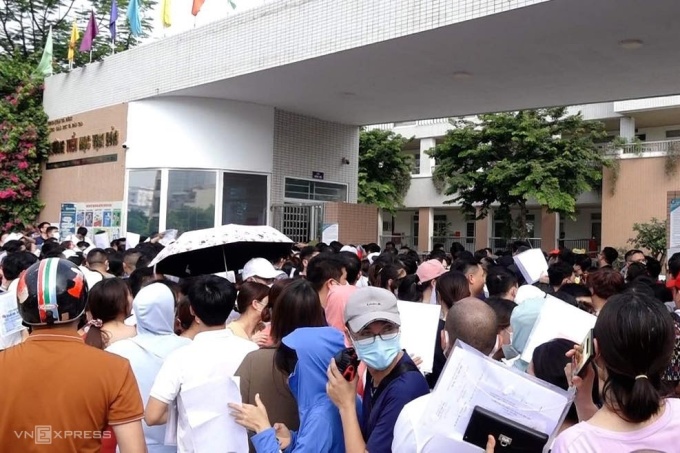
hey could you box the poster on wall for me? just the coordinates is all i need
[60,202,123,243]
[670,199,680,248]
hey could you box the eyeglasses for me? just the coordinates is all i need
[352,324,399,345]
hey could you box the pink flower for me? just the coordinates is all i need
[9,175,18,183]
[17,161,29,170]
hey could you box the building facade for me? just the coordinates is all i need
[374,96,680,253]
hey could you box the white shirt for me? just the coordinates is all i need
[392,394,430,453]
[149,328,258,453]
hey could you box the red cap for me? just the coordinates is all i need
[549,249,560,256]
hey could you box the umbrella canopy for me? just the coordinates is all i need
[148,224,294,278]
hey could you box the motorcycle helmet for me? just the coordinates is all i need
[17,258,88,325]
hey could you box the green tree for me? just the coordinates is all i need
[0,56,50,230]
[429,108,608,238]
[359,128,413,212]
[0,0,156,69]
[628,218,667,262]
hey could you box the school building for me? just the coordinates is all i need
[38,0,680,252]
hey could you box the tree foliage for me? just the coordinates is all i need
[0,0,156,69]
[628,217,667,262]
[0,56,50,230]
[429,108,608,238]
[358,128,413,213]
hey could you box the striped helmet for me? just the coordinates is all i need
[17,258,88,325]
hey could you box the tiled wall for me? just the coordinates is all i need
[43,0,546,118]
[271,110,359,205]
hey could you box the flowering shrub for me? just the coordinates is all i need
[0,57,50,232]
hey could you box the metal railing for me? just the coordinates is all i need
[379,235,417,249]
[416,118,450,126]
[489,237,543,251]
[432,236,476,253]
[601,138,680,155]
[559,238,600,252]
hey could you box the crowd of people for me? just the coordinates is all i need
[0,226,679,452]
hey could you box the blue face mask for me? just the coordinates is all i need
[352,333,401,371]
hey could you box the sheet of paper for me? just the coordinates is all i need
[160,229,178,246]
[422,434,485,453]
[322,223,339,244]
[180,376,248,453]
[126,232,141,250]
[520,295,597,363]
[0,291,24,337]
[94,231,110,249]
[418,341,572,447]
[513,249,548,284]
[397,301,441,374]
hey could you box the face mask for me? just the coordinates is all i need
[352,333,401,371]
[489,335,501,358]
[51,232,60,239]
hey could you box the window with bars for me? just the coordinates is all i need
[284,178,347,202]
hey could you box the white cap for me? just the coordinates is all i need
[241,258,284,281]
[62,249,78,259]
[340,245,359,255]
[367,252,380,265]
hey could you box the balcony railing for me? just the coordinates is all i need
[558,238,600,253]
[621,139,680,154]
[489,237,543,251]
[432,236,476,253]
[379,235,416,249]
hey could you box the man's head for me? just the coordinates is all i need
[86,248,109,272]
[77,226,88,238]
[442,297,498,357]
[37,222,50,236]
[340,251,361,285]
[46,226,59,240]
[486,267,519,301]
[548,261,575,290]
[625,249,646,266]
[187,275,237,327]
[299,246,319,274]
[306,254,346,306]
[344,287,402,371]
[452,257,486,297]
[598,247,618,267]
[1,251,38,282]
[241,258,283,286]
[122,249,142,276]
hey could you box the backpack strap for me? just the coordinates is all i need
[368,359,419,403]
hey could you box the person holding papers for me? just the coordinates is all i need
[326,287,429,453]
[392,297,498,453]
[553,292,679,452]
[146,275,258,452]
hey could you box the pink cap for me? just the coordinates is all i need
[416,259,447,283]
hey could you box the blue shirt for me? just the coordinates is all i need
[361,353,429,453]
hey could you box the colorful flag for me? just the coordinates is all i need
[162,0,171,27]
[110,0,119,43]
[68,21,80,62]
[192,0,205,16]
[79,10,99,52]
[127,0,143,36]
[34,27,53,77]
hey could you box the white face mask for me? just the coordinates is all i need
[51,232,60,239]
[488,335,501,358]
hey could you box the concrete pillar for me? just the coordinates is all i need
[619,117,636,140]
[541,207,558,251]
[420,138,437,175]
[418,207,434,253]
[474,208,489,250]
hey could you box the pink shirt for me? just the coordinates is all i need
[552,398,680,453]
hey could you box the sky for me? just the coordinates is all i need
[146,0,275,41]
